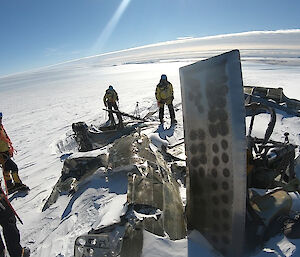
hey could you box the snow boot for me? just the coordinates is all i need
[21,247,30,257]
[0,249,5,257]
[6,180,15,194]
[8,187,17,195]
[12,183,29,193]
[117,122,124,129]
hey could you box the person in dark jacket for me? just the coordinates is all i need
[103,86,123,128]
[155,74,177,124]
[0,190,30,257]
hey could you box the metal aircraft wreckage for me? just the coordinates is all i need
[43,50,300,256]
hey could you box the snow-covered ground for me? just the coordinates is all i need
[1,30,300,256]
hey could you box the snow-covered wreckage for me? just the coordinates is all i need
[73,133,186,257]
[180,50,300,256]
[42,50,300,256]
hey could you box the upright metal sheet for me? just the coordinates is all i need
[179,50,246,256]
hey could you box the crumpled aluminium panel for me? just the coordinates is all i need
[179,50,246,256]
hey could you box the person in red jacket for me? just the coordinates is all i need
[0,113,28,194]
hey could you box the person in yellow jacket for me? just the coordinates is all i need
[103,85,123,127]
[0,112,29,194]
[155,74,177,124]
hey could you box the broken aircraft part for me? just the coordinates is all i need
[127,153,186,240]
[72,122,93,152]
[244,86,300,117]
[72,121,144,152]
[42,153,107,211]
[74,208,144,257]
[74,133,187,257]
[179,50,247,256]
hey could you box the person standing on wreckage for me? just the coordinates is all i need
[0,112,29,194]
[155,74,177,124]
[103,85,123,128]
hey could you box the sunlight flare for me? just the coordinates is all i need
[92,0,132,54]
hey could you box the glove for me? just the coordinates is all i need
[0,201,6,211]
[9,147,14,158]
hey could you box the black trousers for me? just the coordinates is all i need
[159,103,175,122]
[107,102,123,125]
[0,152,20,188]
[0,152,18,173]
[3,158,18,173]
[0,199,22,257]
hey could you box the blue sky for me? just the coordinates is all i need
[0,0,299,76]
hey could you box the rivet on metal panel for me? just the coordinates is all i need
[222,153,229,163]
[211,168,218,178]
[222,209,230,219]
[212,196,219,205]
[212,144,219,153]
[198,129,205,140]
[190,144,197,154]
[208,109,218,123]
[199,154,207,164]
[217,122,229,136]
[221,140,228,150]
[209,125,218,138]
[213,156,220,166]
[221,195,229,204]
[189,130,197,141]
[198,167,205,177]
[191,157,199,167]
[218,109,228,121]
[198,143,206,153]
[218,84,229,95]
[222,181,229,190]
[223,168,230,177]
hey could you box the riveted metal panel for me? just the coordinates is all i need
[179,50,246,256]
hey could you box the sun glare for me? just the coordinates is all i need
[92,0,132,54]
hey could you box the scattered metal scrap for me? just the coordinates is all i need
[74,133,186,257]
[244,86,300,116]
[72,121,145,152]
[42,153,108,212]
